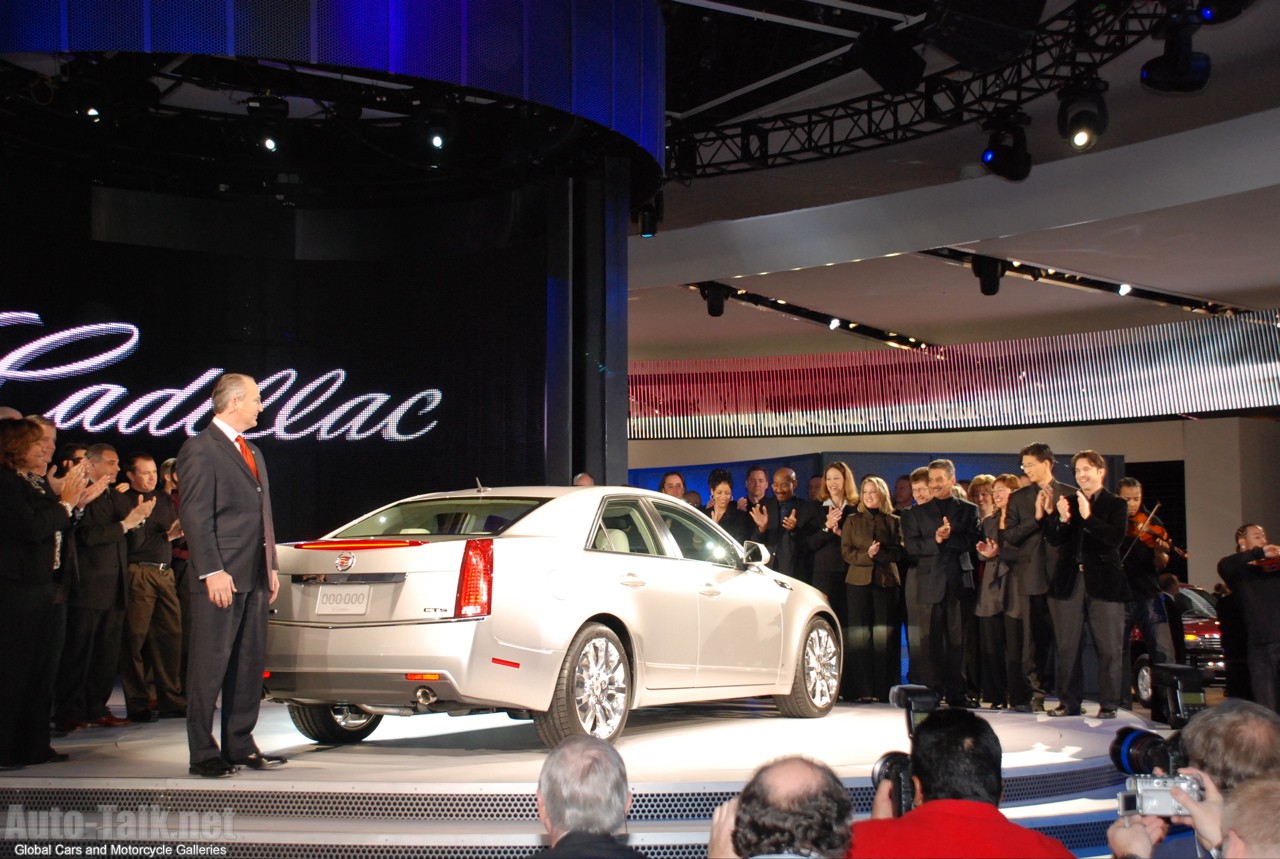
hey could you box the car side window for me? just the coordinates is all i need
[653,502,739,568]
[590,501,662,556]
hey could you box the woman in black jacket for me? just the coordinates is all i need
[808,461,859,693]
[704,468,755,545]
[840,475,905,702]
[0,419,94,769]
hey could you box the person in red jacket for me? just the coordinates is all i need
[848,708,1072,859]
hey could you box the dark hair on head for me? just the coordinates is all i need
[124,452,155,474]
[1117,476,1141,490]
[1071,449,1106,471]
[0,418,43,470]
[1019,442,1054,463]
[661,471,685,487]
[708,468,734,492]
[732,757,852,859]
[911,708,1002,806]
[909,466,929,484]
[1235,523,1262,548]
[745,463,768,480]
[927,459,955,479]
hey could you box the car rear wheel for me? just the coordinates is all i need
[1133,654,1154,709]
[534,623,631,748]
[288,703,383,744]
[775,616,840,718]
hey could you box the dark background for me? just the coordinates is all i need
[0,173,551,541]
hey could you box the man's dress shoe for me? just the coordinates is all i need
[231,752,287,770]
[189,758,237,778]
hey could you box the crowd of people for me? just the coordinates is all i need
[637,445,1280,720]
[0,374,284,776]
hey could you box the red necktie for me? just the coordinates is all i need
[235,435,259,481]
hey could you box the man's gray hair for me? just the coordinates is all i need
[1182,699,1280,794]
[85,442,117,461]
[538,735,629,838]
[211,373,253,415]
[927,458,956,479]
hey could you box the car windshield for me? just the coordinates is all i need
[334,497,545,538]
[1177,587,1217,619]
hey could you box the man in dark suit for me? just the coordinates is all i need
[54,444,151,732]
[766,467,819,584]
[902,459,981,706]
[1044,450,1130,719]
[1001,442,1074,712]
[899,468,932,686]
[737,463,777,547]
[177,373,284,777]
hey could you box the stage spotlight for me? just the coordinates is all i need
[1057,76,1109,151]
[261,135,279,153]
[981,114,1031,181]
[1118,283,1133,296]
[1141,3,1210,93]
[1198,0,1254,24]
[409,108,458,154]
[829,318,841,330]
[972,256,1006,296]
[698,282,728,317]
[638,207,657,238]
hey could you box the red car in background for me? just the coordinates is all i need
[1131,585,1223,709]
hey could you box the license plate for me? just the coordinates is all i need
[315,585,371,616]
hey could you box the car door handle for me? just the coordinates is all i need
[619,573,646,588]
[700,587,721,597]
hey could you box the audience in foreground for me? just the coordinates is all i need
[708,755,851,858]
[533,735,646,858]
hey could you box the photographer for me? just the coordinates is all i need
[850,708,1072,858]
[1107,700,1280,858]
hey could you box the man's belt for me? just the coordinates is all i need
[135,561,171,571]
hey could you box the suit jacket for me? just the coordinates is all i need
[71,490,130,610]
[841,508,905,587]
[902,495,980,604]
[1002,480,1075,596]
[0,468,71,585]
[177,425,278,592]
[767,496,820,579]
[1044,487,1129,602]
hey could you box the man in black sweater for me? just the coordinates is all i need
[1217,524,1280,712]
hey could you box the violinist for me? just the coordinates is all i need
[1217,524,1280,712]
[1117,478,1177,716]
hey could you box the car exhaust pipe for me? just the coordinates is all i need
[415,686,439,706]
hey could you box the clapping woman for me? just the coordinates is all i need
[840,475,905,702]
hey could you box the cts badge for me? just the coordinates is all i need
[334,552,356,572]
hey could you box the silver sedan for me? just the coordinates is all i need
[264,485,842,747]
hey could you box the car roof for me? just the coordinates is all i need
[396,485,672,503]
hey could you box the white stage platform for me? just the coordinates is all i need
[0,696,1144,857]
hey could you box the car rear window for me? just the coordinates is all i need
[334,497,545,538]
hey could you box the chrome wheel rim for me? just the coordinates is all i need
[804,624,840,708]
[573,636,628,738]
[332,704,376,730]
[1136,664,1152,705]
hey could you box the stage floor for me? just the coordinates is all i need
[1,694,1145,857]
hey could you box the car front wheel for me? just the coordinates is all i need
[775,616,841,718]
[534,623,631,748]
[1133,654,1154,709]
[288,703,383,744]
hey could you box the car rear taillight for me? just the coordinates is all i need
[454,538,493,618]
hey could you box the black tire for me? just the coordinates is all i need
[534,623,631,748]
[775,616,841,718]
[288,703,383,744]
[1133,654,1154,709]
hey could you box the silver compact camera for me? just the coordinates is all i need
[1117,774,1203,817]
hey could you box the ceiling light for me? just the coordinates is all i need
[1118,283,1132,296]
[972,255,1006,296]
[1057,75,1109,152]
[828,318,840,330]
[1198,0,1255,24]
[981,113,1031,182]
[698,282,727,317]
[1141,2,1210,94]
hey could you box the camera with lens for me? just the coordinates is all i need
[1110,726,1187,777]
[1152,663,1208,729]
[871,685,940,818]
[1117,774,1203,818]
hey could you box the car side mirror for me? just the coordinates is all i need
[741,541,771,569]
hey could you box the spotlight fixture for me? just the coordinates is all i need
[698,282,728,317]
[633,192,663,239]
[1141,1,1210,93]
[981,112,1031,181]
[245,94,289,120]
[409,108,458,155]
[1198,0,1254,24]
[1057,75,1109,151]
[972,255,1006,296]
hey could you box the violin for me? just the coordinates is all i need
[1127,502,1188,559]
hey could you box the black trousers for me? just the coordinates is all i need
[845,584,902,700]
[54,601,125,723]
[0,579,56,766]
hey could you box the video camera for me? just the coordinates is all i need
[871,685,939,818]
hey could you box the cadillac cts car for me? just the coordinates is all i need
[264,485,842,747]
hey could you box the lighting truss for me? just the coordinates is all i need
[919,247,1249,316]
[668,2,1162,177]
[691,281,931,350]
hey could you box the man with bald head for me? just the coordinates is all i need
[177,373,284,777]
[709,755,852,859]
[766,467,819,584]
